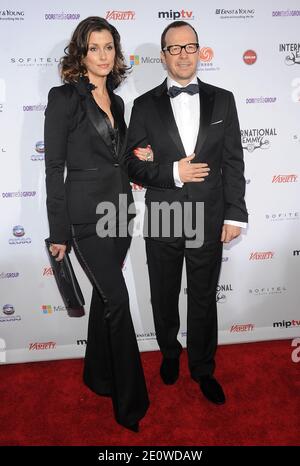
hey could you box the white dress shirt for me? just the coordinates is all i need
[168,75,247,229]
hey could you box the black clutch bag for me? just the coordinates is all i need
[45,239,85,317]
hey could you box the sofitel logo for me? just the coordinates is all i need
[249,251,274,260]
[10,57,60,67]
[241,128,277,152]
[249,286,287,295]
[272,174,298,183]
[265,212,299,221]
[279,43,300,65]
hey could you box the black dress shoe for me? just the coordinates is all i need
[160,357,179,385]
[199,376,226,405]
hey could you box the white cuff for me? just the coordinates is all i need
[224,220,247,229]
[173,161,184,188]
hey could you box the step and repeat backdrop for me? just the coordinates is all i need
[0,0,299,363]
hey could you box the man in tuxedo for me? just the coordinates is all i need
[124,21,248,405]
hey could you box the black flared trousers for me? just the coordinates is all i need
[72,223,149,428]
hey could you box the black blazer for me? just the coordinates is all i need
[44,77,133,243]
[123,78,248,241]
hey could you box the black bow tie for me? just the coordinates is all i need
[168,83,199,98]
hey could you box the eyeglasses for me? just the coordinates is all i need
[162,43,199,56]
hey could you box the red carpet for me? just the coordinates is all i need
[0,339,299,446]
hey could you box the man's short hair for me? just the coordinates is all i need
[161,21,199,50]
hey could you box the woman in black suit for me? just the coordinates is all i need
[44,16,150,432]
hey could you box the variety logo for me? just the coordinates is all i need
[106,10,135,20]
[41,305,67,314]
[279,43,300,65]
[273,9,300,17]
[1,304,21,322]
[43,266,54,276]
[249,251,274,260]
[158,10,194,20]
[10,57,60,67]
[245,96,277,104]
[230,323,254,332]
[216,8,255,19]
[265,212,299,221]
[2,191,36,198]
[293,250,300,256]
[273,319,300,328]
[243,49,257,65]
[241,128,277,152]
[249,286,287,295]
[9,226,31,245]
[0,272,19,279]
[29,341,56,350]
[31,141,45,161]
[216,283,233,303]
[272,174,298,183]
[23,104,46,112]
[44,12,80,20]
[0,9,24,21]
[291,77,300,102]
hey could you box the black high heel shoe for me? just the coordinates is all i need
[125,422,139,433]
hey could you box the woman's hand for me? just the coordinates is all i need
[49,243,67,261]
[133,144,154,162]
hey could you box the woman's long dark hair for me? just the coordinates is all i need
[60,16,129,89]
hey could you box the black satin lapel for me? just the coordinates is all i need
[194,86,215,156]
[155,91,186,157]
[85,96,115,155]
[110,94,126,157]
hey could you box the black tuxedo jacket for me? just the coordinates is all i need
[44,78,133,243]
[123,78,248,241]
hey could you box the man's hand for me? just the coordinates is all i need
[221,225,241,243]
[178,154,210,183]
[49,244,67,261]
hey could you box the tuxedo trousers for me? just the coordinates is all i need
[145,237,223,380]
[72,223,149,427]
